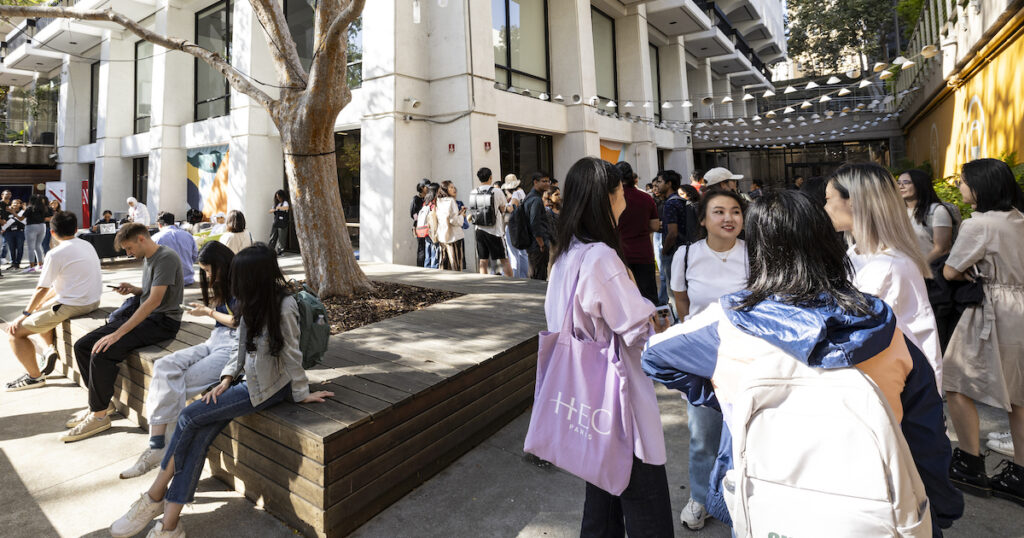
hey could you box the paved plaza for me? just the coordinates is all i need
[0,258,1020,537]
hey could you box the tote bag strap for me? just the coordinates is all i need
[558,242,600,336]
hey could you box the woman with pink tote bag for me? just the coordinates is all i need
[525,157,673,537]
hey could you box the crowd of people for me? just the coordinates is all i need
[530,155,1024,536]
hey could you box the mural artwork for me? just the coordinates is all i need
[186,145,229,219]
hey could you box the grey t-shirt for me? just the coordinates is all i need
[142,245,184,321]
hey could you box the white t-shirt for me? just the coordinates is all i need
[435,197,466,243]
[38,237,103,306]
[219,231,254,254]
[130,203,150,225]
[670,239,748,321]
[472,184,508,237]
[907,204,953,259]
[848,246,942,387]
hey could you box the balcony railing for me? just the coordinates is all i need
[695,1,774,80]
[0,119,58,145]
[894,0,968,107]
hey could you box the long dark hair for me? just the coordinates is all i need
[696,188,746,239]
[961,158,1024,212]
[198,241,235,307]
[902,169,943,225]
[552,157,624,263]
[231,244,287,355]
[735,189,872,315]
[28,194,46,214]
[274,189,289,204]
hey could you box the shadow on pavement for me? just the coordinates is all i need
[0,448,60,535]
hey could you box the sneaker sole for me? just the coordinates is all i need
[119,463,159,480]
[61,421,111,442]
[993,489,1024,507]
[681,519,708,531]
[987,444,1015,458]
[5,381,45,392]
[951,477,993,497]
[40,352,59,376]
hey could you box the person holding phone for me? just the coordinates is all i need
[667,188,749,530]
[110,244,333,538]
[118,241,239,480]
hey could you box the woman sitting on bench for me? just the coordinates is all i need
[118,241,238,480]
[110,243,334,538]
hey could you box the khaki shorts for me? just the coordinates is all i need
[20,301,100,333]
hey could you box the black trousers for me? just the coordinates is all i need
[416,237,426,267]
[628,262,659,306]
[73,314,181,412]
[268,224,287,254]
[528,245,549,281]
[581,457,674,538]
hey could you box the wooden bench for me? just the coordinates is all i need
[53,268,546,537]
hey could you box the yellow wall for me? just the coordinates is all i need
[905,23,1024,177]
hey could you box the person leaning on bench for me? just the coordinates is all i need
[5,211,103,392]
[64,222,185,443]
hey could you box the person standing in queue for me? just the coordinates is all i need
[267,190,290,256]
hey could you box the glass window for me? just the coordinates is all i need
[90,61,99,143]
[132,157,149,204]
[592,8,616,110]
[284,0,315,71]
[649,44,661,121]
[498,129,553,186]
[195,0,231,122]
[492,0,548,94]
[347,15,362,89]
[135,41,153,133]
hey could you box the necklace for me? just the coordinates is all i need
[707,240,735,263]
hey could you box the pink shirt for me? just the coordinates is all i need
[545,240,667,465]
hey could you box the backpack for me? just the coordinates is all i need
[722,354,932,537]
[415,205,432,238]
[291,282,331,369]
[508,201,533,250]
[468,186,497,227]
[682,202,701,245]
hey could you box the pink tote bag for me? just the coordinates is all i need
[523,245,635,495]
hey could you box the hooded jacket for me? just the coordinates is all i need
[641,292,963,535]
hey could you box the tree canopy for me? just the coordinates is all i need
[787,0,896,73]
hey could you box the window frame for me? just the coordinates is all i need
[132,156,149,205]
[649,43,661,122]
[590,7,618,112]
[134,40,153,134]
[89,61,99,143]
[493,0,551,94]
[194,0,232,122]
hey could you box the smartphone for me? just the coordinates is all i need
[655,305,672,319]
[107,284,121,289]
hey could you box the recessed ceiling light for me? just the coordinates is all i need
[701,47,708,51]
[69,41,77,45]
[670,21,677,25]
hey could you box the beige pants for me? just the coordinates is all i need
[21,301,101,333]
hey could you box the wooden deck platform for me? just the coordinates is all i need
[53,262,547,536]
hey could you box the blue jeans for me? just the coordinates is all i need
[660,251,674,308]
[24,223,46,265]
[654,233,668,305]
[424,238,439,269]
[4,230,24,265]
[687,401,723,505]
[161,381,289,504]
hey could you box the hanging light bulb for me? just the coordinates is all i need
[784,85,797,94]
[819,95,832,103]
[722,95,734,104]
[783,106,795,114]
[752,115,762,121]
[838,87,852,96]
[681,100,693,108]
[763,89,776,98]
[623,101,634,107]
[826,76,842,84]
[901,59,916,70]
[921,44,939,58]
[859,79,873,88]
[879,70,894,80]
[552,94,564,102]
[662,101,673,109]
[805,81,819,90]
[539,93,550,101]
[742,93,754,101]
[800,101,812,109]
[642,101,652,108]
[606,99,617,107]
[846,69,861,79]
[873,62,888,72]
[892,56,909,65]
[765,110,776,118]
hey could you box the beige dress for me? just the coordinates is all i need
[942,209,1024,410]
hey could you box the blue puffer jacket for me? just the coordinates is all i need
[641,292,964,536]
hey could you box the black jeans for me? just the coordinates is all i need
[581,457,674,538]
[416,237,426,267]
[74,314,181,411]
[528,245,549,281]
[268,224,287,254]
[628,262,659,305]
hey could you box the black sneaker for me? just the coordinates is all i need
[5,374,45,392]
[950,447,992,497]
[38,348,59,376]
[992,459,1024,506]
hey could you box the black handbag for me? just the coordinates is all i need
[952,276,985,308]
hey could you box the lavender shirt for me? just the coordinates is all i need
[545,239,666,465]
[153,224,198,286]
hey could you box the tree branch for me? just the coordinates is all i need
[248,0,308,86]
[0,5,277,111]
[307,0,364,98]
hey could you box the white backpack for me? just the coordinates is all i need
[722,355,932,537]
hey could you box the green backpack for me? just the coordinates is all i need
[291,283,330,369]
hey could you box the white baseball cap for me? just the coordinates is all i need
[703,167,743,186]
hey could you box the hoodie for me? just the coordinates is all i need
[641,292,963,535]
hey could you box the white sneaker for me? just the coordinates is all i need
[680,497,710,530]
[146,521,185,537]
[120,446,167,479]
[110,492,165,538]
[989,430,1011,441]
[987,437,1015,457]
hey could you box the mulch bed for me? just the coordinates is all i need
[321,281,462,335]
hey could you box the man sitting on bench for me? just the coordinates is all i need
[64,223,184,443]
[6,211,102,391]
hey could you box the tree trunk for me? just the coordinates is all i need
[282,128,373,298]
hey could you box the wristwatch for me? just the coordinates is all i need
[22,310,31,316]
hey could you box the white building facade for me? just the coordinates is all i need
[1,0,784,266]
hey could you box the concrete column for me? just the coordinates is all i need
[659,38,690,123]
[94,36,135,221]
[615,7,656,180]
[688,59,714,121]
[549,0,600,180]
[148,3,193,220]
[57,58,92,224]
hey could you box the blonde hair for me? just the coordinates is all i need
[830,163,930,278]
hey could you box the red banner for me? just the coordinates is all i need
[81,181,90,229]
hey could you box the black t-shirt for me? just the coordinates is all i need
[4,208,25,232]
[410,195,424,222]
[24,206,51,225]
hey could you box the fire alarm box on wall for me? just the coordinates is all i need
[448,144,455,152]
